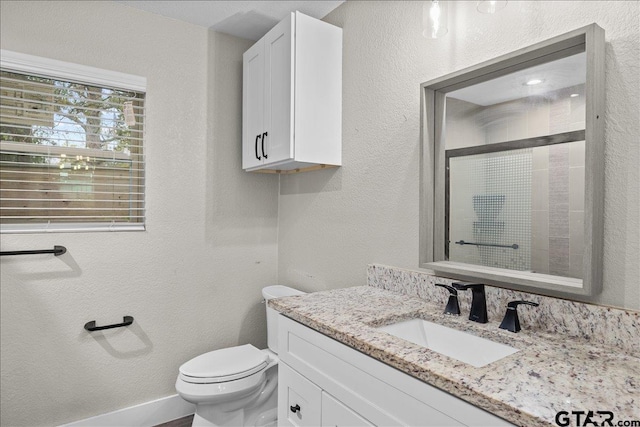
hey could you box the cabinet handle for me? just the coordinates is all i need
[261,131,268,159]
[290,404,300,413]
[255,134,262,160]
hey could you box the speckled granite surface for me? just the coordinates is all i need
[368,264,640,359]
[269,267,640,427]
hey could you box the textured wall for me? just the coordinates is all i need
[1,1,639,425]
[0,2,278,426]
[277,1,640,309]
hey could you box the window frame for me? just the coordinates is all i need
[0,50,147,233]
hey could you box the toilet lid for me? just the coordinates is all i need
[179,344,269,383]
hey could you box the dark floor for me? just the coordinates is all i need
[154,414,193,427]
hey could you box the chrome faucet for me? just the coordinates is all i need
[452,283,488,323]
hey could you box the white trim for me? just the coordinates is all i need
[59,394,194,427]
[1,223,145,234]
[0,49,146,91]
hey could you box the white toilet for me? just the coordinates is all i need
[176,286,305,427]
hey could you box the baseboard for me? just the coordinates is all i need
[60,394,195,427]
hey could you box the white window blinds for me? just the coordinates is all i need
[0,51,146,233]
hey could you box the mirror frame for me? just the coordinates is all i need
[419,23,605,297]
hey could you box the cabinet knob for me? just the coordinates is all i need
[290,404,301,413]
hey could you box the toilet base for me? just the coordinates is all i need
[183,362,278,427]
[190,386,277,427]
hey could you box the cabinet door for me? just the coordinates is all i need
[242,40,265,170]
[278,362,322,427]
[263,12,294,165]
[321,392,373,427]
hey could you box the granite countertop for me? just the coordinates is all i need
[269,286,640,427]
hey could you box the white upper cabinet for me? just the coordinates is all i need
[242,12,342,173]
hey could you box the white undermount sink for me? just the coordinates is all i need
[377,318,519,367]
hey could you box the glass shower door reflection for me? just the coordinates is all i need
[446,141,584,279]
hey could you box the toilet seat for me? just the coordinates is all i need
[179,344,269,384]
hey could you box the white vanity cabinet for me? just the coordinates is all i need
[277,315,514,427]
[279,362,374,427]
[321,392,374,426]
[242,12,342,173]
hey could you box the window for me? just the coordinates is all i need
[0,51,146,232]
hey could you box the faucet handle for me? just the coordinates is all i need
[452,282,484,291]
[435,284,460,315]
[435,283,457,294]
[507,300,539,309]
[499,300,539,333]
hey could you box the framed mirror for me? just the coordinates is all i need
[420,24,605,297]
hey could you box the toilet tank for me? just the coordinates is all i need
[262,285,305,354]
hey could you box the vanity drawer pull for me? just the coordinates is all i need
[290,404,301,413]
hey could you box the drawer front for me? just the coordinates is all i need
[278,361,322,427]
[322,391,374,427]
[279,315,514,427]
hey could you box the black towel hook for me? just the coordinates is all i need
[84,316,134,332]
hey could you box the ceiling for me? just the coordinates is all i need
[449,52,587,106]
[116,1,345,41]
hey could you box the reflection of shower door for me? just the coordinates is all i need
[445,130,586,277]
[448,149,532,271]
